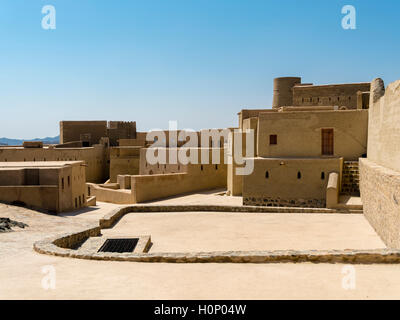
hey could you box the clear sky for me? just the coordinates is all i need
[0,0,399,139]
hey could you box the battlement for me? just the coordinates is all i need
[273,76,371,110]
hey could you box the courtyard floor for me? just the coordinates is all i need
[1,191,400,299]
[102,211,385,252]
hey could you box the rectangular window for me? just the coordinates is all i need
[269,134,277,145]
[321,129,334,155]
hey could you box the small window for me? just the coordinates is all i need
[269,135,277,145]
[200,165,204,171]
[215,165,218,170]
[68,176,70,187]
[321,172,325,180]
[75,198,77,208]
[265,171,269,179]
[61,178,64,190]
[297,171,302,179]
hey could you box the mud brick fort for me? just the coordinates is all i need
[1,75,400,255]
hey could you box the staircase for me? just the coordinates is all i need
[341,161,360,196]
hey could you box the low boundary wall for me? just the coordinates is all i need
[32,204,400,264]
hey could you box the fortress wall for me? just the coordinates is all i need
[242,157,342,208]
[292,83,371,109]
[87,183,134,204]
[139,147,227,175]
[109,146,141,182]
[60,121,107,145]
[0,146,108,183]
[107,121,137,146]
[360,158,400,248]
[139,148,189,175]
[367,80,400,172]
[239,109,275,128]
[257,109,368,160]
[360,79,400,248]
[272,77,302,108]
[131,169,226,203]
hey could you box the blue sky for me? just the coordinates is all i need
[0,0,399,139]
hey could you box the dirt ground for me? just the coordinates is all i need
[0,193,399,300]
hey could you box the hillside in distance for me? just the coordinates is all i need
[0,136,59,146]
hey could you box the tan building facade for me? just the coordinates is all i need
[233,78,371,208]
[256,109,368,160]
[0,161,87,213]
[0,144,108,183]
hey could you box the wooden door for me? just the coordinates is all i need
[321,129,334,156]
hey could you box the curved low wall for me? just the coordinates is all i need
[34,204,397,264]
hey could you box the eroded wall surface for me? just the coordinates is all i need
[367,80,400,172]
[360,79,400,248]
[359,158,400,248]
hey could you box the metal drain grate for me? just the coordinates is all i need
[98,238,139,253]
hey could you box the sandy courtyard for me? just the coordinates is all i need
[0,194,400,300]
[101,211,385,252]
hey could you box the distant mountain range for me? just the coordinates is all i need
[0,136,59,146]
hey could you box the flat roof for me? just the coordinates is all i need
[258,109,367,117]
[0,146,94,150]
[0,161,84,169]
[293,82,370,89]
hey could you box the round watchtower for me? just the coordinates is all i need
[272,77,301,108]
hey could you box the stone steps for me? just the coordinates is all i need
[341,161,360,196]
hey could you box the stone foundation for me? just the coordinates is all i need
[341,161,360,196]
[243,197,325,208]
